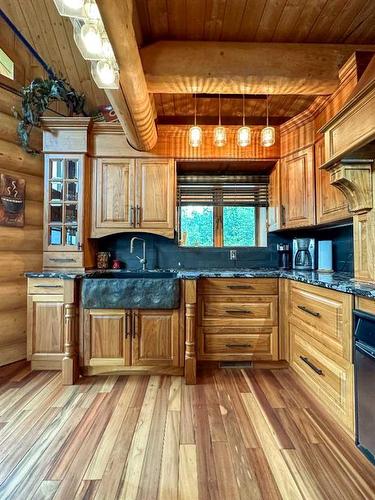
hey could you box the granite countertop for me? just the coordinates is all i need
[25,269,375,299]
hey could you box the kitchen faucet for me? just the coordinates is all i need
[130,237,147,271]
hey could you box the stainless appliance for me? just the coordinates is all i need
[292,238,315,270]
[277,243,291,270]
[354,310,375,464]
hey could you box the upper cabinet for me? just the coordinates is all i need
[315,136,351,225]
[280,146,315,229]
[92,158,175,238]
[268,160,281,232]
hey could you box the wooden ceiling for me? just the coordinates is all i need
[136,0,375,45]
[0,0,106,112]
[155,94,316,124]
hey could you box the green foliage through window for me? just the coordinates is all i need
[223,206,255,246]
[180,206,213,247]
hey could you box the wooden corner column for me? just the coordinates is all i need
[62,281,78,385]
[184,280,197,384]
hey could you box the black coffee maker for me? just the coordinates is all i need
[277,243,291,270]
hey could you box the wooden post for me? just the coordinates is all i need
[184,280,197,384]
[62,303,78,385]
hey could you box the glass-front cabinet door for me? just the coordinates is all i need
[46,156,82,251]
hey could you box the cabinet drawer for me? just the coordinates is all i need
[43,251,83,269]
[198,295,278,326]
[28,278,64,295]
[290,324,354,435]
[198,326,278,360]
[199,278,278,296]
[290,282,352,361]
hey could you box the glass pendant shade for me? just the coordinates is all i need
[84,0,101,20]
[261,126,276,147]
[91,60,119,89]
[73,19,103,60]
[213,126,227,147]
[53,0,86,18]
[237,126,251,147]
[189,126,203,148]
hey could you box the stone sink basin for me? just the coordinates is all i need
[81,271,180,309]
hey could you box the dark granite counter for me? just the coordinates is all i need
[25,269,375,299]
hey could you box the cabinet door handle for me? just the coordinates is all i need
[227,285,254,290]
[50,258,75,263]
[297,305,320,318]
[225,343,252,348]
[125,311,131,338]
[133,311,138,338]
[34,284,63,288]
[225,309,251,313]
[300,356,323,375]
[281,205,286,226]
[130,206,135,227]
[136,205,141,227]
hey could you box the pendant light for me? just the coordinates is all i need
[53,0,86,18]
[91,59,119,89]
[237,94,251,147]
[189,94,202,148]
[261,96,276,147]
[214,94,227,147]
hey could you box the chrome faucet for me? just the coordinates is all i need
[130,237,147,271]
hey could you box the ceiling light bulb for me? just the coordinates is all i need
[189,126,202,148]
[261,126,276,147]
[84,0,100,20]
[102,37,114,59]
[96,60,116,85]
[214,126,227,147]
[63,0,84,9]
[237,126,251,147]
[80,22,102,55]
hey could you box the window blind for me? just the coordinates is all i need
[177,175,269,207]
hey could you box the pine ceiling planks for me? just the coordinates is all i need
[136,0,375,44]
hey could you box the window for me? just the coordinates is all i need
[0,49,14,80]
[178,175,268,248]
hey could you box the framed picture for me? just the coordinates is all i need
[0,173,25,227]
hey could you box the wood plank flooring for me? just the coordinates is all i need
[0,362,374,499]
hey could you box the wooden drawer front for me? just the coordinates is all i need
[291,325,354,434]
[198,326,278,360]
[28,278,64,295]
[43,252,83,269]
[199,295,278,326]
[290,283,352,360]
[199,278,278,296]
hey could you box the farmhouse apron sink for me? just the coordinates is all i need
[81,271,180,309]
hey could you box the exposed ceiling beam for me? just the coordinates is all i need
[140,41,375,95]
[96,0,157,151]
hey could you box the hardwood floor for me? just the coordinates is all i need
[0,363,374,499]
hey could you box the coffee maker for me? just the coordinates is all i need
[292,238,315,270]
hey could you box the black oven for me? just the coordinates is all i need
[354,309,375,465]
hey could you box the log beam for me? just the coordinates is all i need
[140,41,375,95]
[96,0,157,151]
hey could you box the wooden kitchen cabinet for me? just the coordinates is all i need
[131,309,180,367]
[83,308,180,372]
[315,136,351,225]
[268,160,281,231]
[91,158,175,238]
[281,145,315,228]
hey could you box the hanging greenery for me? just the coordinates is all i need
[17,74,86,154]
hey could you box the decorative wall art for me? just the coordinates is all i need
[0,173,25,227]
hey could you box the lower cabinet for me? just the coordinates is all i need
[83,308,180,371]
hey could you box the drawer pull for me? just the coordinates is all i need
[227,285,254,290]
[298,305,320,318]
[300,356,323,375]
[50,258,75,263]
[34,284,63,288]
[225,309,251,314]
[225,343,252,348]
[125,311,131,338]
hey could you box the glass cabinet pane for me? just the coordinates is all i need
[50,204,63,223]
[66,182,78,201]
[65,204,78,224]
[49,226,62,245]
[66,226,78,245]
[50,182,63,201]
[66,160,78,179]
[50,159,64,179]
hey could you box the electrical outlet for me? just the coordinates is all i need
[229,249,237,260]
